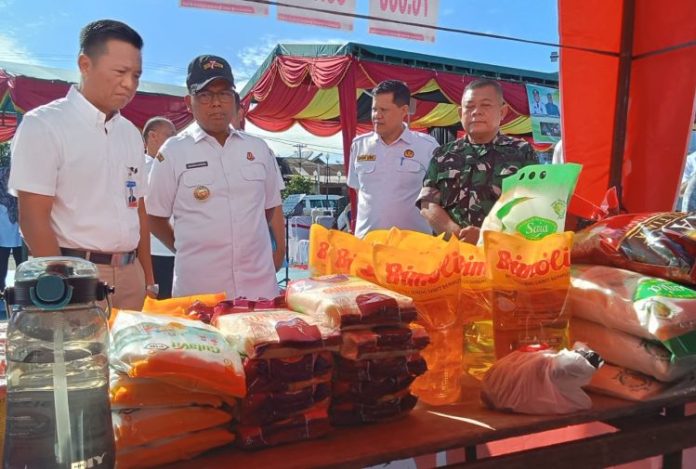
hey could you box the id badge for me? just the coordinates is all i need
[125,180,138,208]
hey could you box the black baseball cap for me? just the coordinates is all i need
[186,55,235,93]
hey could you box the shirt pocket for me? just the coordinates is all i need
[437,166,468,209]
[397,158,424,174]
[182,167,215,187]
[240,163,267,182]
[355,161,376,175]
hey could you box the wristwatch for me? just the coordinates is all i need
[146,284,160,296]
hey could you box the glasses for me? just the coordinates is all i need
[194,90,236,105]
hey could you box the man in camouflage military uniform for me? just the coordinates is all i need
[417,79,538,243]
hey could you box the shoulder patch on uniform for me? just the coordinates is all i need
[155,152,165,162]
[357,154,376,162]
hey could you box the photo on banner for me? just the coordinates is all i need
[180,0,268,16]
[368,0,439,42]
[526,83,561,144]
[277,0,355,31]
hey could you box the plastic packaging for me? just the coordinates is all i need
[236,404,330,450]
[339,324,429,360]
[334,354,427,382]
[286,275,417,330]
[213,309,341,359]
[116,426,235,469]
[568,265,696,358]
[484,231,574,358]
[113,406,232,450]
[239,385,330,426]
[330,392,418,425]
[481,345,600,414]
[587,363,668,401]
[110,373,226,409]
[372,240,462,405]
[570,317,696,382]
[572,212,696,285]
[244,352,333,393]
[110,311,246,397]
[479,163,582,242]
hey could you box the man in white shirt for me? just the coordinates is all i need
[9,19,154,310]
[147,55,285,300]
[347,80,438,238]
[143,117,176,299]
[530,88,546,115]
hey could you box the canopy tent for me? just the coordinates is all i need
[240,43,559,162]
[559,0,696,211]
[0,60,192,143]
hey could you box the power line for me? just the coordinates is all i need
[243,0,619,57]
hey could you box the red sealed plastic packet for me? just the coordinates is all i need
[214,309,341,359]
[339,324,430,360]
[244,352,333,393]
[239,386,330,426]
[330,392,418,425]
[332,376,415,403]
[572,212,696,285]
[286,275,418,330]
[236,404,331,449]
[335,354,427,381]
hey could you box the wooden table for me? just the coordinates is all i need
[164,385,696,469]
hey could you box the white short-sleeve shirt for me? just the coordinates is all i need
[9,86,145,252]
[146,122,284,299]
[144,154,174,258]
[347,127,438,238]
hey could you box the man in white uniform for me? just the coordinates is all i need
[143,116,176,299]
[347,80,438,238]
[9,19,154,310]
[147,55,284,299]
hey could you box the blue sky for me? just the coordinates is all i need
[0,0,560,156]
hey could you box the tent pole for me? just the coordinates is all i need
[338,59,358,233]
[608,0,636,208]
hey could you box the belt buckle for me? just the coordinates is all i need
[111,251,135,267]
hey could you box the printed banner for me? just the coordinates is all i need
[368,0,439,42]
[526,84,561,144]
[277,0,355,31]
[180,0,268,16]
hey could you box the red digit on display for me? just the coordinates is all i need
[412,0,421,16]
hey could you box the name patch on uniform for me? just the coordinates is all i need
[186,161,209,169]
[403,149,415,158]
[357,154,376,162]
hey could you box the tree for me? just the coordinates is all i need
[281,174,313,200]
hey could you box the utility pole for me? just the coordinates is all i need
[296,143,307,174]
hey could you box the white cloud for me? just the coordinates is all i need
[0,33,42,65]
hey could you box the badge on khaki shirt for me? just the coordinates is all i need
[357,154,376,162]
[403,149,415,158]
